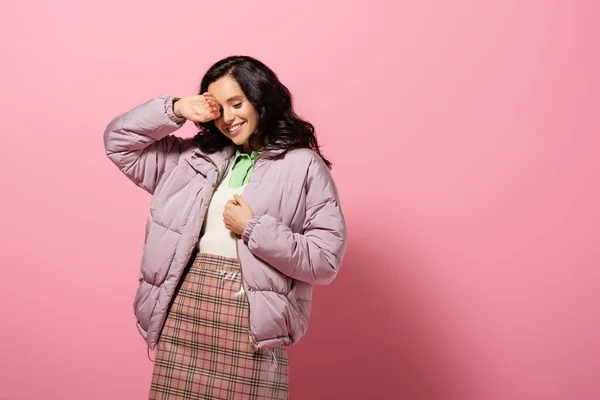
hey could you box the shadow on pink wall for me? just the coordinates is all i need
[287,238,474,400]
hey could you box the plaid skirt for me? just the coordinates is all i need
[149,252,289,400]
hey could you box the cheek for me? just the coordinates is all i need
[246,111,259,129]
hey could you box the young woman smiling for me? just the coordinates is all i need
[104,55,347,399]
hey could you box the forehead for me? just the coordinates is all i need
[207,76,246,102]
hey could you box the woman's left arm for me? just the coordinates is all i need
[241,156,348,285]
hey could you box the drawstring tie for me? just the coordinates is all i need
[147,346,155,362]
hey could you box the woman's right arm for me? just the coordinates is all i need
[103,94,187,194]
[103,93,221,194]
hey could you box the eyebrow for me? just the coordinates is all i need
[226,95,245,103]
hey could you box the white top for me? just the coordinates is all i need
[196,161,247,258]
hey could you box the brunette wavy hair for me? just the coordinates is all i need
[193,55,332,168]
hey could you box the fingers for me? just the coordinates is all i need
[222,211,235,232]
[207,107,221,120]
[222,208,231,227]
[202,92,220,107]
[223,202,236,221]
[226,199,240,208]
[201,96,219,112]
[233,194,246,206]
[187,92,219,122]
[223,199,241,215]
[205,97,220,109]
[207,102,221,120]
[193,103,220,122]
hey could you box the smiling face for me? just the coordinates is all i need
[208,75,259,153]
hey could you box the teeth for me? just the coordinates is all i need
[227,123,244,132]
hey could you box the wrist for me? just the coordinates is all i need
[172,98,182,118]
[241,215,260,243]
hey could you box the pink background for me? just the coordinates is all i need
[1,0,599,399]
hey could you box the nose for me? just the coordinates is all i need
[222,106,235,124]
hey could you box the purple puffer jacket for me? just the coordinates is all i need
[103,94,347,350]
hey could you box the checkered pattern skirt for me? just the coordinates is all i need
[149,252,289,399]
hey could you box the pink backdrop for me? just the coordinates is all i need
[1,1,598,399]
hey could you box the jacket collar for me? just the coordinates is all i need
[185,145,235,177]
[257,147,287,159]
[186,144,287,176]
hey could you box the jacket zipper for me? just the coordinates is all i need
[199,149,260,350]
[239,155,268,351]
[201,151,258,349]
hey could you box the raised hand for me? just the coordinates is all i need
[173,93,221,122]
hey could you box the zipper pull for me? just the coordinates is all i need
[247,330,259,352]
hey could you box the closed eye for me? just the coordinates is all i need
[233,103,242,109]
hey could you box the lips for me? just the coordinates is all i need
[226,122,245,135]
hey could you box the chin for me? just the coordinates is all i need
[231,136,250,147]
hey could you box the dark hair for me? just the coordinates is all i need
[193,55,332,169]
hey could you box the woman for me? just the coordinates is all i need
[103,55,347,399]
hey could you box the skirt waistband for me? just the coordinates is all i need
[191,251,240,271]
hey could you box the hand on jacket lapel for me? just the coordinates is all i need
[223,194,254,236]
